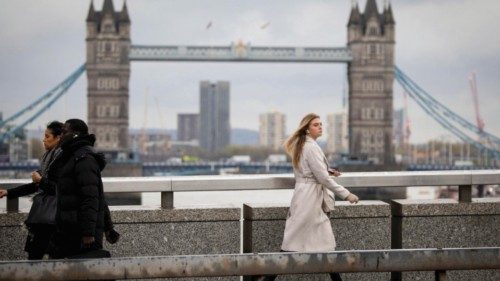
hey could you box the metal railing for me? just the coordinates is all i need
[0,248,498,280]
[1,170,499,211]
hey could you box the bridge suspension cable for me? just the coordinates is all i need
[395,66,500,159]
[0,64,86,142]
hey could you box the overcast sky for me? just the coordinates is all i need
[0,0,499,143]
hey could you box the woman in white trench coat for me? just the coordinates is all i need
[260,113,359,281]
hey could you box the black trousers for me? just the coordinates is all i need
[24,224,56,260]
[260,272,342,281]
[49,229,105,259]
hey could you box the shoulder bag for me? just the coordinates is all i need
[25,192,57,225]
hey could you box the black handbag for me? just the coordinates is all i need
[25,192,57,225]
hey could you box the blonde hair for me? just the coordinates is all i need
[284,113,320,169]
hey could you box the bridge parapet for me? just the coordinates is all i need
[0,200,499,280]
[0,248,498,281]
[2,170,498,212]
[243,201,392,280]
[0,199,498,280]
[390,198,500,280]
[0,171,499,280]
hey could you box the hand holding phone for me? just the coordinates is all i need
[328,168,341,177]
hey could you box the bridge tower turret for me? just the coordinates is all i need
[347,0,395,165]
[86,0,131,158]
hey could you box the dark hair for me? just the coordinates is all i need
[65,119,89,135]
[46,121,64,137]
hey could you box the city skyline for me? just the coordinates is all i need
[0,0,499,144]
[259,111,286,150]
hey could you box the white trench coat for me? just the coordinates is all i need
[281,136,351,252]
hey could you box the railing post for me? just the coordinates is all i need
[391,200,403,281]
[6,196,19,213]
[435,270,447,281]
[242,204,253,281]
[161,191,173,209]
[458,185,472,203]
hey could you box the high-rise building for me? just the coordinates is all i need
[86,0,130,156]
[199,81,230,151]
[177,113,200,142]
[327,112,348,154]
[347,0,395,164]
[259,111,286,150]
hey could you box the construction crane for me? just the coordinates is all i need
[468,71,485,133]
[154,97,166,131]
[395,66,500,159]
[154,96,170,152]
[139,87,149,155]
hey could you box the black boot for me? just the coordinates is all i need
[329,272,343,281]
[253,275,278,281]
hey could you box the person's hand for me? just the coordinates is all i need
[105,229,120,244]
[0,189,7,198]
[346,193,359,204]
[31,171,42,183]
[82,236,95,248]
[328,168,341,177]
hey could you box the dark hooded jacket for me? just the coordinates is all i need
[50,134,108,255]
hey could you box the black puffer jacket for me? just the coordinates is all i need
[53,134,107,242]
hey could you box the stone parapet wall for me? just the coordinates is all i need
[243,201,391,281]
[0,199,499,281]
[0,206,241,281]
[391,198,500,281]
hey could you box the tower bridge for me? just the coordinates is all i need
[85,0,395,164]
[1,0,497,164]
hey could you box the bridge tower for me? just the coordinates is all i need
[347,0,395,165]
[86,0,131,158]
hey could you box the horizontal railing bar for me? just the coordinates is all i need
[171,174,294,191]
[0,170,498,192]
[0,248,498,280]
[0,177,174,192]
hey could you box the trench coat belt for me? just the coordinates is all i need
[295,177,320,184]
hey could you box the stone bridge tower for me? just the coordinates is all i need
[86,0,130,158]
[347,0,395,165]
